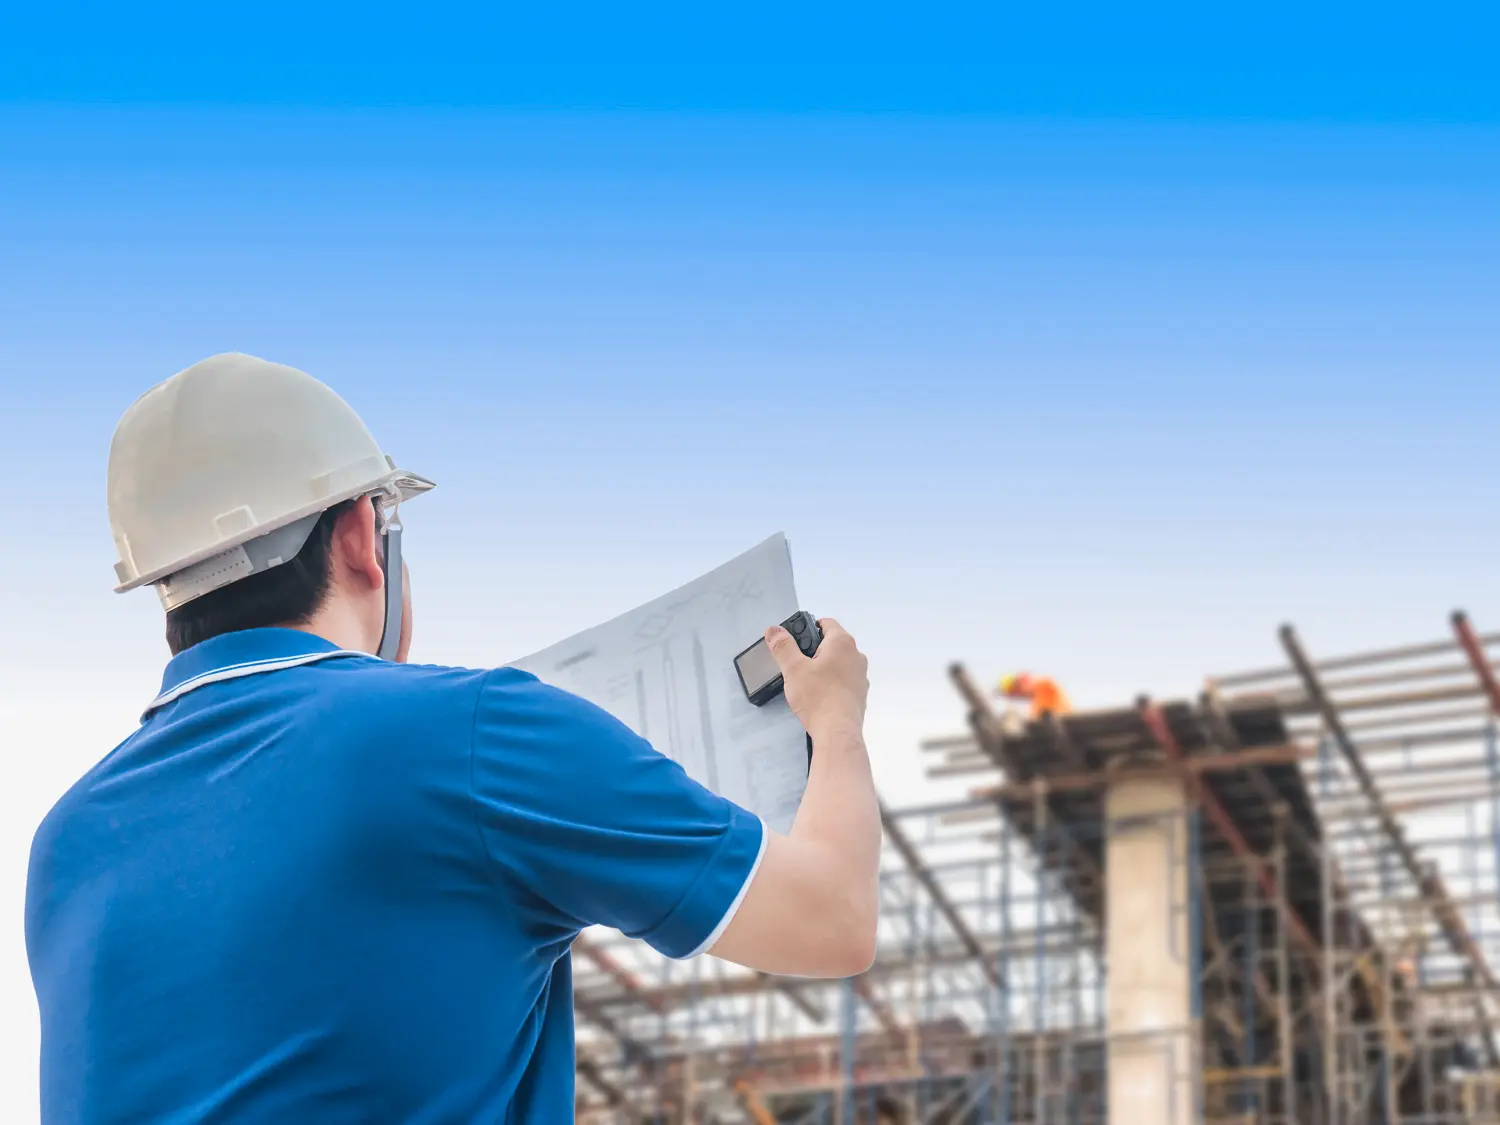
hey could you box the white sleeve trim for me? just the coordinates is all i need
[681,815,769,960]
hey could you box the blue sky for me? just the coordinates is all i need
[3,3,1498,121]
[4,6,1500,1117]
[5,110,1498,689]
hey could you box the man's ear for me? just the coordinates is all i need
[329,500,386,594]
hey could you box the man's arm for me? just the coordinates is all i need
[468,617,877,978]
[708,618,881,978]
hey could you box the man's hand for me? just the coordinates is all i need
[764,617,868,738]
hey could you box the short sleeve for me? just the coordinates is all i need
[470,668,767,959]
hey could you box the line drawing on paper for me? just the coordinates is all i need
[508,534,809,834]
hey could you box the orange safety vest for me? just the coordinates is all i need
[1027,678,1071,718]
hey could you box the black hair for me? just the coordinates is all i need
[163,499,359,656]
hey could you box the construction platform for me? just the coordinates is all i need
[570,612,1500,1125]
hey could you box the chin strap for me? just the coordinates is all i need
[376,508,404,663]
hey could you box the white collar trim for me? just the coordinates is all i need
[145,650,368,717]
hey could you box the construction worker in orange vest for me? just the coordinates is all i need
[995,672,1072,719]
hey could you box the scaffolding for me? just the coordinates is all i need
[571,612,1500,1124]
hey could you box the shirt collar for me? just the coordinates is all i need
[147,628,372,717]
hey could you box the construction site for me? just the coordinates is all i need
[568,612,1500,1125]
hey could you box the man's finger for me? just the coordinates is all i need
[815,617,853,646]
[764,625,807,672]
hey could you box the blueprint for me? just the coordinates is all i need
[508,534,810,835]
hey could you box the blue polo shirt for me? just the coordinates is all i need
[25,628,766,1124]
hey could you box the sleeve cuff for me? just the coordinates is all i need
[638,805,767,960]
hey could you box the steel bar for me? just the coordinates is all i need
[575,994,654,1064]
[574,935,665,1014]
[1289,681,1490,716]
[1338,702,1491,734]
[576,1055,626,1107]
[1138,699,1321,956]
[852,976,903,1037]
[579,936,1098,1011]
[947,662,1104,894]
[1199,688,1329,881]
[1213,632,1500,691]
[1317,660,1480,694]
[881,802,1000,989]
[1282,623,1500,1067]
[967,743,1310,804]
[1317,724,1500,756]
[1454,611,1500,719]
[578,930,828,1026]
[1181,695,1293,1045]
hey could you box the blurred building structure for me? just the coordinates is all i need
[571,613,1500,1125]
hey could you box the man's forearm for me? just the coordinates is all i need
[707,620,878,977]
[789,721,883,941]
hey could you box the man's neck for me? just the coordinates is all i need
[287,599,378,656]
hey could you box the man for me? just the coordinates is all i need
[26,353,881,1123]
[995,671,1072,720]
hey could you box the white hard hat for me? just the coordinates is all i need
[108,353,434,612]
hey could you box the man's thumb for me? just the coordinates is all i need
[764,625,804,671]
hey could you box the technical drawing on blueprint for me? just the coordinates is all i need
[508,534,810,834]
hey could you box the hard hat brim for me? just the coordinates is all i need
[113,466,435,595]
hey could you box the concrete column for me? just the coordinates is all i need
[1105,764,1195,1125]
